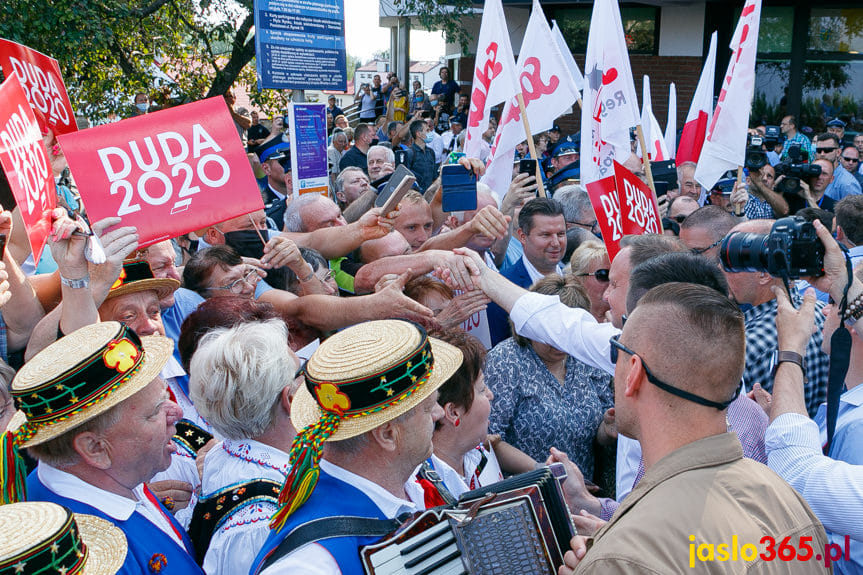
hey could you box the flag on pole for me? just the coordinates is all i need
[640,75,669,161]
[695,2,762,190]
[464,0,519,161]
[665,82,677,158]
[481,0,580,195]
[551,20,584,93]
[580,0,640,259]
[677,31,718,165]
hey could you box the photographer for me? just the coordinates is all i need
[731,163,789,219]
[762,219,863,573]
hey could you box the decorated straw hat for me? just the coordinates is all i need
[0,322,173,504]
[271,319,462,531]
[104,257,179,302]
[0,502,127,575]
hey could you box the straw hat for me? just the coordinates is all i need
[8,321,173,448]
[103,258,179,302]
[0,502,127,574]
[291,319,462,441]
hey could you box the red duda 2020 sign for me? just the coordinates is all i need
[0,73,56,262]
[58,97,265,247]
[0,38,77,136]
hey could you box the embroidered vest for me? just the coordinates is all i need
[250,470,388,575]
[27,472,204,575]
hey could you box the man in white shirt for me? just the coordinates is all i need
[7,321,204,573]
[249,320,462,574]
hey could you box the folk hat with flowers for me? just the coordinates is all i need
[0,502,127,575]
[270,319,462,531]
[104,257,179,302]
[0,321,173,504]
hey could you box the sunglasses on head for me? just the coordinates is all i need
[576,268,609,282]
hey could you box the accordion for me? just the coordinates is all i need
[361,464,574,575]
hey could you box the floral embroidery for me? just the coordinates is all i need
[102,339,140,372]
[110,268,127,291]
[314,383,350,414]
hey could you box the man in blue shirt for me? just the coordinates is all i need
[780,115,813,162]
[814,132,861,201]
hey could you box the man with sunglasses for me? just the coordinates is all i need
[838,145,863,190]
[559,283,827,574]
[813,132,861,202]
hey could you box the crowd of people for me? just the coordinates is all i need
[0,77,862,575]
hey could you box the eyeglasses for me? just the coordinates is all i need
[294,358,308,381]
[209,267,260,294]
[690,238,724,256]
[576,268,610,282]
[609,335,740,410]
[841,156,860,163]
[569,220,601,235]
[316,269,335,282]
[816,147,838,154]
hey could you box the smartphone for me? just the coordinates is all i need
[375,165,415,209]
[0,233,6,260]
[654,181,668,198]
[519,158,537,176]
[394,149,408,167]
[441,164,478,212]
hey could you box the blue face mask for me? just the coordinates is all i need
[414,97,423,103]
[425,132,434,143]
[430,99,438,107]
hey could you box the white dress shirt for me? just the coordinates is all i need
[261,460,420,574]
[201,439,291,575]
[521,257,564,285]
[38,462,186,548]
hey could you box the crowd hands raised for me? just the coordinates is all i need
[0,91,862,575]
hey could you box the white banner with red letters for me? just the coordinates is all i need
[58,97,265,248]
[0,73,56,262]
[0,39,77,136]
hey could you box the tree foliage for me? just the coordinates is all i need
[0,0,257,121]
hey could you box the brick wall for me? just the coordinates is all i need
[457,53,705,140]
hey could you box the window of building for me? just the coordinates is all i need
[551,5,659,54]
[808,8,863,53]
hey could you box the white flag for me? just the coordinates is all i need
[463,0,519,161]
[640,75,669,161]
[580,0,640,186]
[481,0,580,194]
[551,20,584,93]
[695,3,761,190]
[665,82,677,158]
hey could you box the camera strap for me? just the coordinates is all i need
[824,251,853,454]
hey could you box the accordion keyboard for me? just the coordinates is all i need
[366,519,467,575]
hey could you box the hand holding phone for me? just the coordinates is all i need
[441,164,478,212]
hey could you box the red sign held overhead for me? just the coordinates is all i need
[0,74,56,262]
[58,97,265,248]
[585,175,623,260]
[614,160,662,236]
[0,39,77,136]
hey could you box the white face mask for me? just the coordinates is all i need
[136,103,149,112]
[425,132,434,143]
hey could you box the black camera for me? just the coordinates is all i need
[773,143,821,195]
[744,134,768,170]
[719,216,824,279]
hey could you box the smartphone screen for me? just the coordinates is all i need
[519,158,537,176]
[394,149,408,167]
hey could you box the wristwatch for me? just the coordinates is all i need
[60,274,90,289]
[772,350,805,377]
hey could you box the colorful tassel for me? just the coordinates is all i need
[270,412,341,531]
[0,429,27,504]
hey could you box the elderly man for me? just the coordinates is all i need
[335,166,372,212]
[328,130,349,180]
[4,321,203,573]
[188,319,300,574]
[249,320,461,573]
[559,284,828,574]
[284,194,346,233]
[674,161,702,201]
[367,145,395,184]
[555,185,599,236]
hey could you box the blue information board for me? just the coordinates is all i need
[255,0,347,91]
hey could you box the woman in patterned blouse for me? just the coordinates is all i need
[485,275,616,481]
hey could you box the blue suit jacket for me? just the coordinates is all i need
[487,257,533,346]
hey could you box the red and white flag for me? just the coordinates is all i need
[481,0,580,195]
[676,31,717,165]
[580,0,640,187]
[665,82,677,158]
[695,2,761,190]
[463,0,519,161]
[640,75,669,161]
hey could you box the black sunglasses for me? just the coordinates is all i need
[609,335,740,410]
[841,156,860,163]
[816,147,838,154]
[576,268,609,282]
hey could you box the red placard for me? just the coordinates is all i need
[585,175,623,260]
[58,97,265,248]
[614,160,662,236]
[0,39,77,135]
[0,74,56,263]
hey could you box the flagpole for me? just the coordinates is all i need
[576,95,583,110]
[635,124,657,194]
[516,92,547,198]
[734,166,745,217]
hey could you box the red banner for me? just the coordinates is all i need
[585,175,623,260]
[58,97,265,248]
[0,39,77,136]
[614,160,662,236]
[0,74,56,262]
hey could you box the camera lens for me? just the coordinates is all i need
[719,232,769,273]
